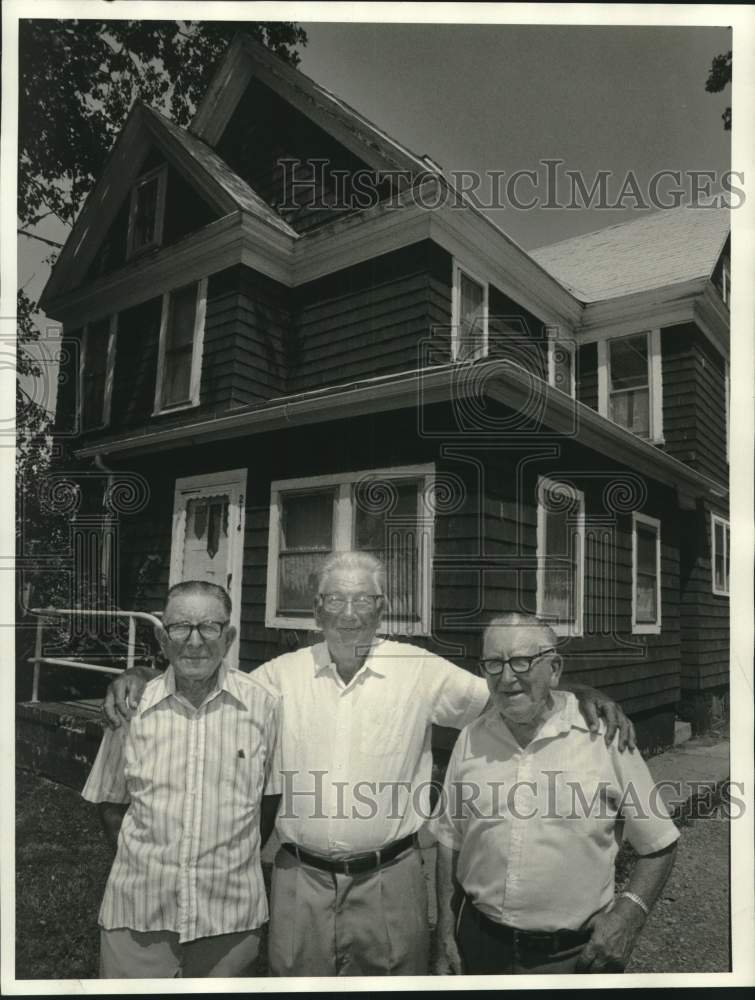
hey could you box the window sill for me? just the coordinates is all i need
[632,624,662,635]
[265,615,431,638]
[711,588,730,598]
[151,401,199,417]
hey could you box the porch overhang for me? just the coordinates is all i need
[74,362,727,505]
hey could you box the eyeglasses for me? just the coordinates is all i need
[318,593,383,614]
[163,621,229,642]
[479,648,556,676]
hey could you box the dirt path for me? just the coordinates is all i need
[626,818,730,973]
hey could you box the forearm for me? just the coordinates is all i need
[260,794,280,848]
[623,842,677,913]
[98,802,129,850]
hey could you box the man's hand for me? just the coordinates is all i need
[576,898,645,972]
[102,666,157,728]
[432,924,463,975]
[570,683,636,751]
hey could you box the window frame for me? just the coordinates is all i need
[78,314,118,431]
[547,330,577,398]
[631,512,662,635]
[153,277,207,416]
[597,329,664,444]
[126,163,168,260]
[536,475,585,637]
[711,512,730,597]
[265,463,436,635]
[451,261,489,362]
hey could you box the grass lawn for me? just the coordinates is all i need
[16,769,112,979]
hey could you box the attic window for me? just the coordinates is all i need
[452,263,488,362]
[597,330,663,444]
[127,164,167,258]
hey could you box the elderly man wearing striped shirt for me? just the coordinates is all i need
[84,581,281,978]
[104,550,634,977]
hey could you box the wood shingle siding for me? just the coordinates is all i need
[106,401,682,717]
[290,241,452,391]
[661,323,727,486]
[678,502,729,691]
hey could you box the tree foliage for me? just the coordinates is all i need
[705,50,731,131]
[18,19,307,235]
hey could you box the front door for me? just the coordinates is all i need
[169,469,247,668]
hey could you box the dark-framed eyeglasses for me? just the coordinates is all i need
[318,593,384,614]
[163,620,230,642]
[479,648,556,677]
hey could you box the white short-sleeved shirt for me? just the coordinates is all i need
[82,663,280,943]
[253,639,489,855]
[431,690,680,931]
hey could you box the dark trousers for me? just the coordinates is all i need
[457,896,589,975]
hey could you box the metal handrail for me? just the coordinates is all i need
[27,608,164,703]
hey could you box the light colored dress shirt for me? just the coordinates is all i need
[82,662,280,943]
[432,690,680,932]
[254,639,489,856]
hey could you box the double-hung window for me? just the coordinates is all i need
[452,262,488,362]
[631,513,662,634]
[127,164,167,258]
[536,476,585,636]
[79,315,117,431]
[598,330,663,442]
[711,513,730,596]
[266,464,435,634]
[153,278,207,413]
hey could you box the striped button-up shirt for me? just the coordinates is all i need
[255,639,489,855]
[82,662,280,943]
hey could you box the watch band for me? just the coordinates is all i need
[618,890,650,916]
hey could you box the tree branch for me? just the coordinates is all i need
[17,229,64,249]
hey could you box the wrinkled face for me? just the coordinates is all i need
[482,625,562,726]
[314,567,383,662]
[158,592,236,684]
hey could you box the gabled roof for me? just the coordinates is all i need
[191,33,434,177]
[40,101,297,311]
[529,205,730,302]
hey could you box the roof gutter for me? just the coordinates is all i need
[74,363,726,503]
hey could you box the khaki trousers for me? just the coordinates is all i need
[99,926,263,978]
[268,844,430,976]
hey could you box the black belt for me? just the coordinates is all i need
[464,897,592,955]
[282,833,417,876]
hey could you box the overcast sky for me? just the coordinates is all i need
[297,22,732,249]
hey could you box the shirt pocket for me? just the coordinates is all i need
[221,752,264,813]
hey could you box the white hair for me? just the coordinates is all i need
[485,612,558,647]
[316,550,386,595]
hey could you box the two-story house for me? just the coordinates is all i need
[39,34,730,749]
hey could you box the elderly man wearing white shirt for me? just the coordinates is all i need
[432,612,679,976]
[103,551,635,976]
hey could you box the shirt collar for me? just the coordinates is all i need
[312,639,388,679]
[141,660,245,714]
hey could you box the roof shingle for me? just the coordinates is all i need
[530,205,729,301]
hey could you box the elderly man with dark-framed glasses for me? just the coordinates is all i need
[433,612,679,976]
[102,552,637,977]
[83,581,281,978]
